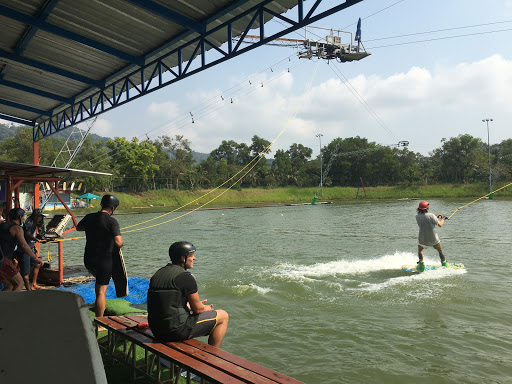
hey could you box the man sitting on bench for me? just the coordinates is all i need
[147,241,229,348]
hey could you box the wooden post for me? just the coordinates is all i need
[33,141,41,255]
[59,240,63,284]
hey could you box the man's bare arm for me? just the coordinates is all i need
[187,292,213,314]
[114,235,124,248]
[12,226,37,260]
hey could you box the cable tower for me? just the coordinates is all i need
[40,117,97,207]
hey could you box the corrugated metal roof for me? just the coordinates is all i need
[0,0,362,138]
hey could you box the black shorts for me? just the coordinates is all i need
[86,263,112,286]
[18,253,41,276]
[188,311,218,339]
[153,311,218,342]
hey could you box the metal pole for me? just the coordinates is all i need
[316,134,323,196]
[482,118,493,193]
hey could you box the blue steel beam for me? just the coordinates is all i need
[0,49,104,89]
[0,5,144,66]
[33,0,363,141]
[15,0,61,55]
[0,78,73,104]
[123,0,206,34]
[0,99,51,116]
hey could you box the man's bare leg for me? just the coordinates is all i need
[94,284,108,317]
[31,263,44,289]
[1,279,13,291]
[417,245,424,262]
[22,274,32,290]
[10,273,24,291]
[208,310,229,348]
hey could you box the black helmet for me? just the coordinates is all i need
[169,241,196,265]
[8,208,25,221]
[31,208,45,217]
[101,194,119,209]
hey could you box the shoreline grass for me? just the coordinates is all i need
[57,183,512,216]
[111,183,512,211]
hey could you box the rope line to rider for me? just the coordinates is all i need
[439,180,512,219]
[56,60,321,241]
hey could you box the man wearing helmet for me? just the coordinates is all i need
[76,194,124,317]
[18,208,46,290]
[147,241,229,348]
[416,201,448,272]
[0,208,40,291]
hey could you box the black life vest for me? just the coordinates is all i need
[147,264,190,334]
[0,222,19,260]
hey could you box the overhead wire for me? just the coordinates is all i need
[120,59,321,234]
[342,0,408,30]
[59,59,322,240]
[367,27,512,49]
[325,61,399,142]
[85,2,501,169]
[84,53,306,169]
[365,19,512,42]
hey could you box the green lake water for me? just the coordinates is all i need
[59,199,512,384]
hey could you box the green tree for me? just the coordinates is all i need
[70,137,112,191]
[210,140,238,164]
[170,135,195,190]
[439,135,487,183]
[491,139,512,183]
[247,135,272,187]
[107,137,158,191]
[271,149,292,186]
[286,143,312,187]
[0,126,62,165]
[367,146,400,185]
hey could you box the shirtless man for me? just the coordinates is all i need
[0,208,40,291]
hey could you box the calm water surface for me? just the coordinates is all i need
[60,199,512,384]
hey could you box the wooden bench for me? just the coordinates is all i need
[94,315,304,384]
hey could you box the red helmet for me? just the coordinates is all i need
[418,201,429,210]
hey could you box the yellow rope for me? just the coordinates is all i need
[442,181,512,219]
[47,242,52,263]
[55,60,321,241]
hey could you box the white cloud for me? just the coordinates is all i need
[279,54,512,155]
[90,119,113,136]
[148,101,181,120]
[99,54,512,157]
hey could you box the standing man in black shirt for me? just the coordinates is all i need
[147,241,229,348]
[76,194,124,317]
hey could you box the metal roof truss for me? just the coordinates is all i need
[0,0,363,141]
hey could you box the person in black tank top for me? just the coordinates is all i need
[0,208,39,291]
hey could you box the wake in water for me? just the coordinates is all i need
[271,251,466,293]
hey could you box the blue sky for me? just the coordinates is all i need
[6,0,512,158]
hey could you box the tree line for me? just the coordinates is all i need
[1,126,511,192]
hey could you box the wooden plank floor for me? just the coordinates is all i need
[95,315,304,384]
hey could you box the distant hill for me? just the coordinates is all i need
[0,122,18,141]
[0,122,209,163]
[0,122,108,143]
[192,151,209,163]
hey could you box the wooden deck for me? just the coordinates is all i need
[95,315,304,384]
